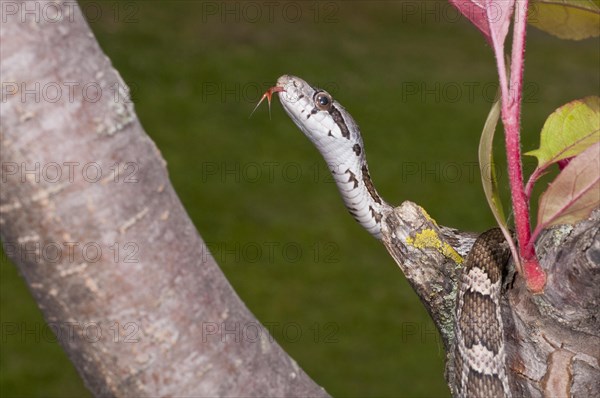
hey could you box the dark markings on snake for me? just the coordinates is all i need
[361,165,382,204]
[459,290,502,354]
[348,206,360,219]
[307,107,319,119]
[298,94,304,99]
[463,228,509,283]
[466,369,505,397]
[353,144,362,156]
[345,169,359,189]
[328,106,351,139]
[328,130,333,137]
[369,206,382,223]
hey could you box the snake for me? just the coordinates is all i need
[257,74,512,397]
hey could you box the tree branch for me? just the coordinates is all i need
[382,203,600,397]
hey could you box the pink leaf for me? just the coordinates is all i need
[449,0,515,47]
[533,141,600,242]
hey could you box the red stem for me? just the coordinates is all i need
[499,0,533,260]
[503,117,534,260]
[502,0,546,291]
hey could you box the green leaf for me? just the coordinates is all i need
[526,96,600,168]
[536,141,600,233]
[529,0,600,40]
[478,97,519,263]
[479,99,506,222]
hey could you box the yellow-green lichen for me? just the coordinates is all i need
[405,229,464,264]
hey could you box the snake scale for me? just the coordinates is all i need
[259,75,512,397]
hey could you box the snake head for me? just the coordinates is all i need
[274,75,360,146]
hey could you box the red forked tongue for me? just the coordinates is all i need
[250,86,284,119]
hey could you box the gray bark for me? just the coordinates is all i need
[0,2,327,396]
[382,202,599,397]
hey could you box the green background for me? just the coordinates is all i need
[1,1,598,397]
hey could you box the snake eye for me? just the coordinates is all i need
[314,92,333,111]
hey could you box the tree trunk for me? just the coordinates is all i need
[0,2,327,396]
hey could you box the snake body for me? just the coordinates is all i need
[271,75,511,397]
[455,228,511,397]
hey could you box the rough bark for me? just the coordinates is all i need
[0,2,328,396]
[382,202,599,397]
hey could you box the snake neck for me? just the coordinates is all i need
[325,146,391,240]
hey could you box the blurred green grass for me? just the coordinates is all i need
[1,1,598,397]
